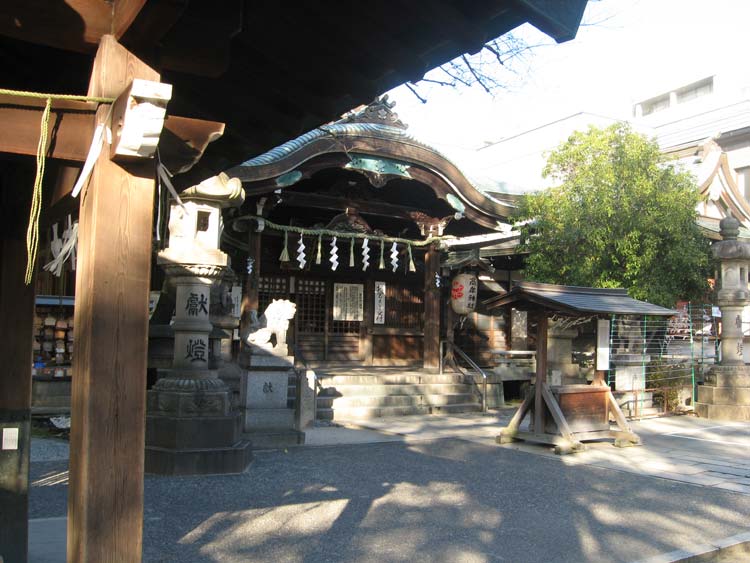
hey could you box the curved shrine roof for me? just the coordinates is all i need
[226,102,514,230]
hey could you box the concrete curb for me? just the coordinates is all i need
[634,531,750,563]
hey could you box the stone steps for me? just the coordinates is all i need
[317,383,472,397]
[317,392,477,409]
[317,374,467,386]
[315,370,481,421]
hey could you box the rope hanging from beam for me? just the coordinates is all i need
[2,87,116,285]
[231,215,443,247]
[0,87,115,104]
[228,215,444,273]
[25,97,52,284]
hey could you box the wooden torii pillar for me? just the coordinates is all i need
[0,32,223,561]
[65,36,158,562]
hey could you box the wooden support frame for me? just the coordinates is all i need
[497,310,640,455]
[423,245,440,371]
[67,35,158,563]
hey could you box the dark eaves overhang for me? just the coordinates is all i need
[0,0,589,185]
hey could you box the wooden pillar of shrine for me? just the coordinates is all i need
[423,245,441,371]
[362,278,375,365]
[0,165,36,563]
[67,36,158,563]
[533,312,548,432]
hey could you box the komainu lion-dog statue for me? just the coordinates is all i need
[242,299,297,356]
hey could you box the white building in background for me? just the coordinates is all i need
[469,71,750,237]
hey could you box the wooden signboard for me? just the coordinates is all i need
[374,281,386,325]
[333,283,363,321]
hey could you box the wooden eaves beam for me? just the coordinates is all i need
[0,0,148,54]
[275,192,419,221]
[0,95,224,188]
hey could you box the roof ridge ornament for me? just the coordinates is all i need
[338,95,408,130]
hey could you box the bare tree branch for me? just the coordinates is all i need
[462,55,491,94]
[405,82,427,104]
[408,25,593,100]
[439,65,471,88]
[420,78,456,87]
[482,43,505,66]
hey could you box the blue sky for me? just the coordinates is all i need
[386,0,750,153]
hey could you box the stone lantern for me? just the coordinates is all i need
[145,173,253,474]
[696,214,750,420]
[713,215,750,365]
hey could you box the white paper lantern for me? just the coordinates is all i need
[451,273,478,315]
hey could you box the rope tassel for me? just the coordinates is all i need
[279,230,290,262]
[349,238,355,267]
[25,96,52,285]
[316,234,322,264]
[408,244,416,272]
[379,240,385,270]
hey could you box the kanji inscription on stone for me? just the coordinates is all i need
[185,292,208,316]
[185,338,207,362]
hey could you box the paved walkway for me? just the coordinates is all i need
[27,411,750,562]
[332,411,750,496]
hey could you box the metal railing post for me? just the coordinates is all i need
[441,339,488,412]
[689,303,696,404]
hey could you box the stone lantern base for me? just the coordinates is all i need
[145,375,252,475]
[695,365,750,421]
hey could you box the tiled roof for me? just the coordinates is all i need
[485,281,677,316]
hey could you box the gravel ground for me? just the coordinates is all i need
[29,438,750,563]
[30,437,70,462]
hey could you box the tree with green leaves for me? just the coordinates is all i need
[515,123,711,307]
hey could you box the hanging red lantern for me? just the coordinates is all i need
[451,273,478,315]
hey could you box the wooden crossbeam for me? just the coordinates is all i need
[0,97,223,198]
[0,0,147,54]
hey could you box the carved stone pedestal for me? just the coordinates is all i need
[696,366,750,421]
[146,377,251,475]
[243,355,295,429]
[240,354,304,447]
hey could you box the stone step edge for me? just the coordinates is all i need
[316,403,482,419]
[316,393,479,405]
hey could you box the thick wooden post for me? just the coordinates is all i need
[423,246,440,371]
[534,312,548,432]
[67,36,159,563]
[0,165,36,563]
[362,278,374,365]
[444,292,455,367]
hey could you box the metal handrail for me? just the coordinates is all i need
[440,340,488,412]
